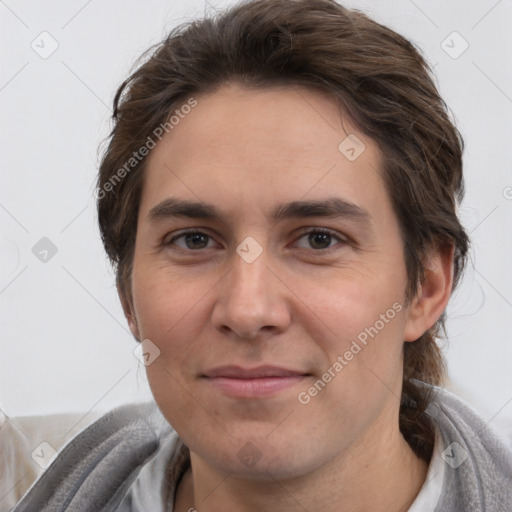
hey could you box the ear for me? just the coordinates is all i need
[117,280,141,342]
[403,243,455,342]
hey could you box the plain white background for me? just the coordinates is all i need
[1,0,511,439]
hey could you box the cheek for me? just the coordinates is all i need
[132,265,206,343]
[136,275,212,432]
[292,265,406,349]
[145,360,221,447]
[131,272,217,412]
[294,270,408,406]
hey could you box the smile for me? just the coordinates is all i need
[201,365,309,398]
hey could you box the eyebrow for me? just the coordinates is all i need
[147,197,373,230]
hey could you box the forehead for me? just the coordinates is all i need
[139,83,390,225]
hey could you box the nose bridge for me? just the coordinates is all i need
[212,243,288,338]
[228,246,272,307]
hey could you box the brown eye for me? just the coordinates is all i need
[167,231,215,250]
[308,232,332,249]
[294,228,346,251]
[184,233,210,249]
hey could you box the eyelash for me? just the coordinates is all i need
[164,227,347,254]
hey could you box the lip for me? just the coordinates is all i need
[201,365,309,398]
[203,365,308,379]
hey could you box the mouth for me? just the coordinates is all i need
[201,365,310,398]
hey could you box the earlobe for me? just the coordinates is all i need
[117,281,141,342]
[403,243,454,342]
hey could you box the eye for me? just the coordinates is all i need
[294,228,346,251]
[165,230,217,250]
[164,228,347,253]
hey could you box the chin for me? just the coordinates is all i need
[192,431,325,482]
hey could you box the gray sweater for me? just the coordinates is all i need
[11,385,512,511]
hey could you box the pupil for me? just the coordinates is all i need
[309,232,331,249]
[186,233,208,249]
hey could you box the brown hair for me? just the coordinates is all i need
[96,0,470,461]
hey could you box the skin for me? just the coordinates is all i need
[119,83,454,512]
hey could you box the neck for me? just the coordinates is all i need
[174,419,429,512]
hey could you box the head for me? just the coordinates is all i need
[97,0,469,473]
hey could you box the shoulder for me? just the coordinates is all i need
[1,408,105,509]
[423,384,512,511]
[12,402,180,512]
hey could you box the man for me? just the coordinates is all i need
[12,0,512,510]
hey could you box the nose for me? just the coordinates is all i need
[211,247,291,340]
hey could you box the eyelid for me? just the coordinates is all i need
[165,228,221,248]
[292,227,348,251]
[294,226,347,240]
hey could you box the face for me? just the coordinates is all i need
[123,84,428,480]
